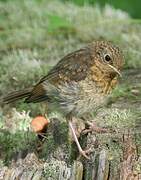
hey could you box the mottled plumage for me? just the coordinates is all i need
[3,41,124,158]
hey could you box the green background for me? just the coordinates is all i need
[62,0,141,18]
[0,0,140,18]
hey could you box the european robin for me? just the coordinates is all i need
[3,41,124,159]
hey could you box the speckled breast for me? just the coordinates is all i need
[45,79,107,116]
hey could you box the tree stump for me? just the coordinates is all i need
[0,118,141,180]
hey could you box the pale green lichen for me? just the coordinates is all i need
[43,158,71,179]
[103,108,137,129]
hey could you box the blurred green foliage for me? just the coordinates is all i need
[62,0,141,18]
[48,14,70,31]
[0,0,140,18]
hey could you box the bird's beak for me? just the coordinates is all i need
[107,64,122,77]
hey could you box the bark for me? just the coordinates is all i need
[0,120,141,180]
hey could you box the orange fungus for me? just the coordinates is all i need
[31,116,49,133]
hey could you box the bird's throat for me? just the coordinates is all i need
[90,64,118,94]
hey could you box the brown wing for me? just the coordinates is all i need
[25,47,93,103]
[39,47,93,84]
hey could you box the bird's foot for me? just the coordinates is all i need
[69,121,92,159]
[78,147,93,159]
[82,121,108,134]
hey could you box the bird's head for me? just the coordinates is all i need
[91,41,124,79]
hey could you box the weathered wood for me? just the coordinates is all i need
[97,149,109,180]
[83,133,109,180]
[70,161,83,180]
[0,119,141,180]
[120,131,141,180]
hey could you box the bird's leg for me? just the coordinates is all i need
[82,121,108,134]
[69,121,92,159]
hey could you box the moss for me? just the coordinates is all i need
[0,130,37,165]
[40,135,56,158]
[39,118,69,160]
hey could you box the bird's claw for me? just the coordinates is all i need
[82,121,108,135]
[79,147,93,159]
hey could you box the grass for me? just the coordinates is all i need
[0,0,141,166]
[0,0,141,98]
[62,0,141,19]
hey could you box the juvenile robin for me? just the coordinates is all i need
[3,41,124,159]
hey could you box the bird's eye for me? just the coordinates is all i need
[104,54,111,62]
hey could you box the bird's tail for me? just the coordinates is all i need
[2,88,32,104]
